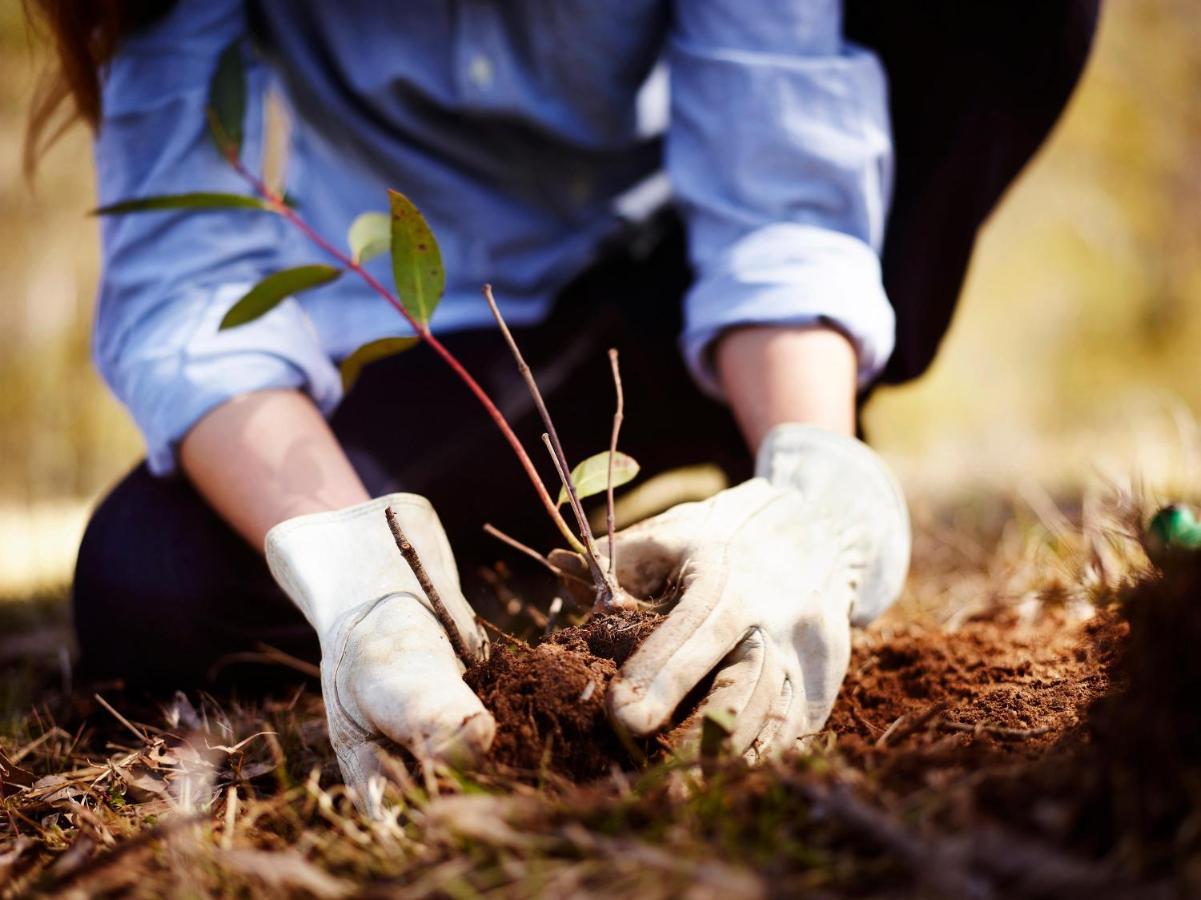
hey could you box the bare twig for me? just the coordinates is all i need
[206,644,322,681]
[940,720,1051,740]
[93,695,149,744]
[542,433,615,604]
[482,523,592,590]
[385,507,476,668]
[875,702,949,748]
[481,284,590,556]
[10,727,71,765]
[477,616,531,649]
[874,714,906,748]
[606,348,624,576]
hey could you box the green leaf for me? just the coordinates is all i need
[388,190,444,327]
[92,193,272,215]
[347,212,391,264]
[557,451,640,506]
[219,265,342,330]
[207,41,247,159]
[339,336,419,392]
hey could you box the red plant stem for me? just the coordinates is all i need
[229,158,579,551]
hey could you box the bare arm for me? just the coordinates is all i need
[180,389,371,550]
[715,324,858,453]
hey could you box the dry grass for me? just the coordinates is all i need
[1,484,1179,899]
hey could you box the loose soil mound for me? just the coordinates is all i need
[972,551,1201,881]
[469,599,1127,787]
[830,607,1127,789]
[465,611,661,779]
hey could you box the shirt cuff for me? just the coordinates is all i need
[103,283,343,476]
[681,223,896,397]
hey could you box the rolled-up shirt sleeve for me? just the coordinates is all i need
[94,0,340,476]
[668,0,895,395]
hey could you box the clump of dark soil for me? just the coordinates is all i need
[465,610,661,779]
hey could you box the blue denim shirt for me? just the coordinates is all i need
[95,0,894,475]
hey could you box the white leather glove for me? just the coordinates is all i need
[265,494,494,811]
[607,424,909,758]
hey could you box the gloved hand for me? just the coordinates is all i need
[606,424,909,759]
[265,493,494,813]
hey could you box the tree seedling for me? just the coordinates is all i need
[93,40,639,615]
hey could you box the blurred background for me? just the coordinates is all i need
[1,1,1200,599]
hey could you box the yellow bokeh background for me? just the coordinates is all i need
[1,2,1199,593]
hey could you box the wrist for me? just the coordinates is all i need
[714,324,857,452]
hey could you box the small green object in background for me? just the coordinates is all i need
[1148,504,1201,551]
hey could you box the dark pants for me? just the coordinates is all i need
[73,1,1100,687]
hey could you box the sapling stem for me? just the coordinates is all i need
[606,348,624,576]
[225,156,581,556]
[483,284,630,605]
[480,283,596,556]
[385,506,476,668]
[542,433,618,605]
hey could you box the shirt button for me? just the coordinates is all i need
[467,54,494,89]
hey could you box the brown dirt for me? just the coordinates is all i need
[467,593,1134,793]
[469,591,1129,789]
[465,611,661,779]
[829,606,1127,788]
[12,547,1201,894]
[974,550,1201,879]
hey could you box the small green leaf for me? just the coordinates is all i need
[388,190,444,327]
[219,265,342,330]
[557,451,640,506]
[92,193,272,215]
[347,212,391,264]
[340,336,419,392]
[208,41,247,159]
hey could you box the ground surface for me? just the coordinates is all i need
[1,490,1198,899]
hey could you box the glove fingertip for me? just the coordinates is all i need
[607,679,669,737]
[429,709,496,768]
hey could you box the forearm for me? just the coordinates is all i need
[714,324,858,453]
[180,389,371,550]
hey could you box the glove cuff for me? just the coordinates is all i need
[265,493,474,643]
[755,424,910,625]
